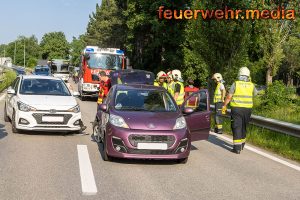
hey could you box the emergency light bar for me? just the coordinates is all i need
[83,46,124,55]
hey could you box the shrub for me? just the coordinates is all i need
[263,80,295,107]
[0,70,17,92]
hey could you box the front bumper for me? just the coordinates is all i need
[105,124,191,160]
[15,110,81,132]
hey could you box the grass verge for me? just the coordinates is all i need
[219,116,300,162]
[0,70,17,92]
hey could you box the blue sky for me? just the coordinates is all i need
[0,0,101,44]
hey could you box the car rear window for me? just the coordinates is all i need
[114,89,177,112]
[19,79,71,96]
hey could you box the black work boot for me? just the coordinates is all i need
[231,146,241,154]
[242,143,245,150]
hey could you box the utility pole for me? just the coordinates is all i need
[23,39,26,68]
[14,41,16,64]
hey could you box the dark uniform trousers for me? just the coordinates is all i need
[231,107,252,151]
[214,102,223,134]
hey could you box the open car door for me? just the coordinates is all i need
[182,89,211,142]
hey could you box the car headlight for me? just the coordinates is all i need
[109,114,129,129]
[17,101,37,112]
[68,105,80,113]
[173,116,186,130]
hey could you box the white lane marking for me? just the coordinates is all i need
[77,145,98,195]
[210,131,300,172]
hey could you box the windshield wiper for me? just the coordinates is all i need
[118,106,147,111]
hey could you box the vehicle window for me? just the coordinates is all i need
[183,91,208,112]
[14,78,20,92]
[114,89,177,112]
[88,54,122,70]
[19,79,71,96]
[10,78,18,89]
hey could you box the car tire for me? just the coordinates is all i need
[102,133,111,161]
[93,119,101,143]
[4,103,10,122]
[177,157,188,164]
[11,110,19,134]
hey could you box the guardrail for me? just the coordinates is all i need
[210,105,300,138]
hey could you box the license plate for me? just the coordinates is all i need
[42,116,64,122]
[137,143,168,150]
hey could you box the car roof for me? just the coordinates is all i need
[20,75,61,80]
[35,65,49,69]
[115,84,166,91]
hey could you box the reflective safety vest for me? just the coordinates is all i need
[214,82,223,103]
[167,81,175,96]
[174,82,185,105]
[154,81,167,90]
[230,81,254,108]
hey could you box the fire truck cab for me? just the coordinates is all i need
[78,46,127,100]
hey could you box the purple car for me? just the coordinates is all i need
[93,84,211,163]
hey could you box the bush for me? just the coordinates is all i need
[263,80,295,107]
[0,70,17,92]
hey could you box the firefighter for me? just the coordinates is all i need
[97,71,111,106]
[166,71,175,96]
[154,71,168,89]
[212,73,226,134]
[184,78,199,108]
[184,78,199,99]
[172,69,185,106]
[223,67,257,154]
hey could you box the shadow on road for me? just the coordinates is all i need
[0,123,8,140]
[90,134,192,165]
[11,130,84,137]
[207,134,233,152]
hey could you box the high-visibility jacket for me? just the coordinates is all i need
[230,81,254,108]
[154,81,167,90]
[214,82,224,103]
[97,79,111,104]
[174,82,185,105]
[167,81,175,96]
[184,86,199,108]
[184,86,199,99]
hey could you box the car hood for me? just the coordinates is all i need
[19,95,77,110]
[113,110,181,131]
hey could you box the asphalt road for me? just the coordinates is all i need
[0,81,300,200]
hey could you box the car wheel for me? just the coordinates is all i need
[80,95,86,101]
[11,110,19,133]
[4,103,10,122]
[102,133,111,161]
[177,157,188,164]
[93,119,101,143]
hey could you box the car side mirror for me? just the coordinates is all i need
[98,104,108,112]
[72,91,80,97]
[182,107,194,115]
[7,88,16,95]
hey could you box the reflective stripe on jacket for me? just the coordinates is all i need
[230,81,254,108]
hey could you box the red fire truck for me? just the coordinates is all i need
[78,46,128,100]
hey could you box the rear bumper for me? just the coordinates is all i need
[105,124,191,160]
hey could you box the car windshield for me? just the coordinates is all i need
[114,89,177,112]
[88,53,122,69]
[20,79,71,96]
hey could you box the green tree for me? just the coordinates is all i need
[70,35,86,67]
[40,32,69,60]
[86,0,125,48]
[5,35,40,67]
